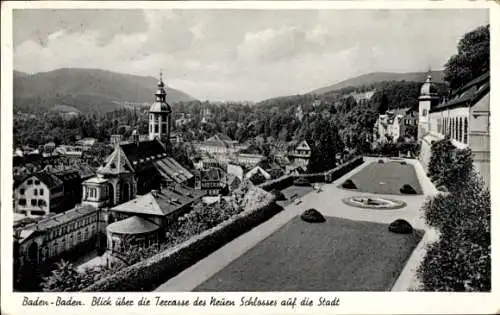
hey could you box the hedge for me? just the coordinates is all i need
[426,138,474,192]
[83,189,280,291]
[324,156,364,183]
[417,142,490,291]
[259,156,364,190]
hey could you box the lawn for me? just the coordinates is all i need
[194,216,423,291]
[276,185,314,207]
[342,161,423,195]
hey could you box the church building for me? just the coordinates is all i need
[81,72,194,210]
[418,72,490,188]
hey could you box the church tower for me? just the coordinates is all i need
[149,72,171,142]
[418,74,439,140]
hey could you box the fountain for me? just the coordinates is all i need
[342,196,406,210]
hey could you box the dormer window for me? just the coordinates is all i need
[110,163,116,169]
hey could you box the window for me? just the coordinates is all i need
[150,125,152,133]
[39,189,44,196]
[37,199,45,207]
[422,109,427,117]
[34,189,38,196]
[459,118,463,143]
[154,124,159,133]
[18,199,26,206]
[32,210,45,216]
[451,118,455,139]
[455,118,459,141]
[20,188,25,195]
[162,124,167,133]
[35,180,40,185]
[464,117,469,144]
[27,179,33,185]
[31,199,36,206]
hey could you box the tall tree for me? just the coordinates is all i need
[444,25,489,90]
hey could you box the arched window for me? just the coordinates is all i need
[464,117,469,144]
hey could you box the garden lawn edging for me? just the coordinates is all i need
[82,198,281,292]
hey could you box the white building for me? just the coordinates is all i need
[418,72,490,187]
[373,108,418,144]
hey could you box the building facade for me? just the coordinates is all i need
[373,108,418,144]
[418,72,490,187]
[287,140,311,170]
[14,205,101,270]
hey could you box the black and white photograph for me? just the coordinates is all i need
[0,2,496,312]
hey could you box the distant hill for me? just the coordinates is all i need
[13,68,197,114]
[309,70,445,95]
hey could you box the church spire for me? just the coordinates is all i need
[155,71,167,102]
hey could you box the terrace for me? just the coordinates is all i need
[155,157,437,292]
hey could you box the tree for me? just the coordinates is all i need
[444,25,489,90]
[41,260,84,292]
[307,117,343,172]
[249,172,267,185]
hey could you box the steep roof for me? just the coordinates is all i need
[207,133,233,142]
[245,166,272,180]
[97,145,134,175]
[386,107,413,117]
[120,140,166,164]
[431,72,489,113]
[15,172,64,190]
[107,216,160,235]
[154,157,194,183]
[111,185,204,216]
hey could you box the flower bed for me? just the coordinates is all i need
[82,187,279,292]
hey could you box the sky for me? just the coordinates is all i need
[13,9,489,101]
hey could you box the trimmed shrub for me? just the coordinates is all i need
[301,209,326,223]
[400,184,417,194]
[378,159,385,164]
[388,219,413,234]
[400,161,407,165]
[418,162,490,292]
[342,179,357,189]
[427,139,474,193]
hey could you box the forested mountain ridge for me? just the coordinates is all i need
[308,70,445,95]
[13,68,197,114]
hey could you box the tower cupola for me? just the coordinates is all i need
[149,71,172,142]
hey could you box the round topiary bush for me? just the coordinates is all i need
[388,219,413,234]
[400,184,417,194]
[341,179,357,189]
[378,159,385,164]
[400,161,407,165]
[301,208,326,223]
